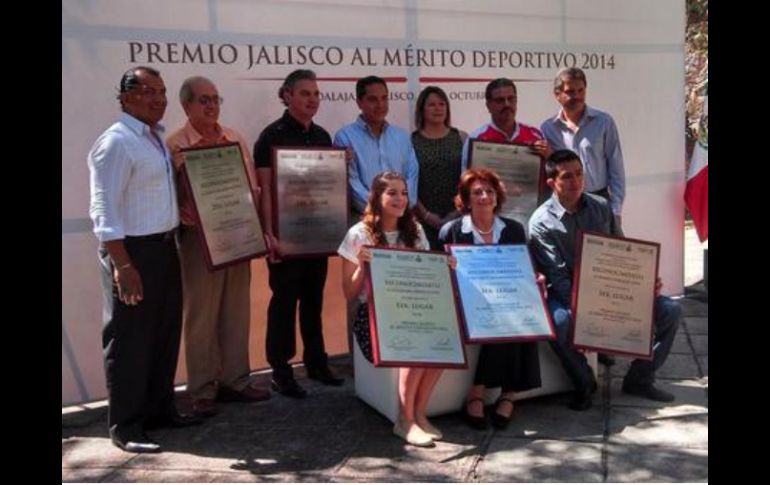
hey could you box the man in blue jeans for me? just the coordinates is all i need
[529,149,681,411]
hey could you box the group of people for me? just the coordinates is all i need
[87,65,681,453]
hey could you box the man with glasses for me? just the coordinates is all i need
[167,76,270,418]
[88,66,200,454]
[461,78,550,169]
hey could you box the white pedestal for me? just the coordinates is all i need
[353,342,597,423]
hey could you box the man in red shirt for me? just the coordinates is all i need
[461,78,551,168]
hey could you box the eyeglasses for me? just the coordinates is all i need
[197,95,223,106]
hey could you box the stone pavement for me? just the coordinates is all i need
[62,286,707,482]
[63,226,708,482]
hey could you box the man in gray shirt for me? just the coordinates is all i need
[529,149,681,411]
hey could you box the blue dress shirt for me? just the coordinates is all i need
[333,116,419,213]
[540,106,625,215]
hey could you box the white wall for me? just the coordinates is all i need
[62,0,685,405]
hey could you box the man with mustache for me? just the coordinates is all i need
[540,67,626,367]
[461,78,550,168]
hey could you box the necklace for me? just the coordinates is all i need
[473,222,494,235]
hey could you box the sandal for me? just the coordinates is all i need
[463,397,488,430]
[492,396,515,429]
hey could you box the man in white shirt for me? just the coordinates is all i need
[88,66,200,454]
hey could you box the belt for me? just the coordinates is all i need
[590,187,610,200]
[125,228,178,242]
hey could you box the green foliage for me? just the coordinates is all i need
[686,0,708,146]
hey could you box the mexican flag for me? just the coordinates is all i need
[685,94,708,242]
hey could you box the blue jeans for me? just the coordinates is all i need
[624,296,682,387]
[547,295,681,391]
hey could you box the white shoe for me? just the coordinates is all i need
[393,419,434,447]
[416,419,443,441]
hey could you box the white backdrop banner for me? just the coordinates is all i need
[62,0,685,405]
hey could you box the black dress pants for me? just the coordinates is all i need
[99,233,182,440]
[266,257,329,380]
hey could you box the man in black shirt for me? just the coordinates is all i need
[253,69,344,398]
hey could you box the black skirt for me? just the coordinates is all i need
[353,302,374,363]
[474,342,542,392]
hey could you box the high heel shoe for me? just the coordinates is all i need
[491,396,515,429]
[463,397,488,430]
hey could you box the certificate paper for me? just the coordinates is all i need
[272,148,348,257]
[468,139,542,233]
[571,231,660,359]
[449,244,555,343]
[365,247,467,368]
[182,143,267,270]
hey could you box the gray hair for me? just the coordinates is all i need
[279,69,317,106]
[179,76,215,104]
[553,67,587,92]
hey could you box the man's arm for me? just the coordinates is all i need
[405,142,420,209]
[604,115,625,216]
[528,222,573,306]
[334,129,368,213]
[253,131,280,257]
[88,135,143,305]
[88,135,131,242]
[104,239,144,305]
[460,135,471,172]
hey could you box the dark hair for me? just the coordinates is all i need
[118,66,160,96]
[363,171,420,248]
[553,67,588,93]
[356,75,388,100]
[179,76,213,104]
[414,86,451,129]
[454,168,507,214]
[485,78,516,102]
[278,69,317,106]
[545,149,583,179]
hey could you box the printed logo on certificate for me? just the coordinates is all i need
[272,147,348,258]
[181,143,267,270]
[448,244,555,343]
[364,247,467,368]
[571,231,660,360]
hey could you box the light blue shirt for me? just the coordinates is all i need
[541,106,625,214]
[333,116,419,213]
[88,113,179,242]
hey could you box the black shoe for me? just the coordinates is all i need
[111,433,161,453]
[271,377,308,398]
[568,388,594,411]
[622,382,675,402]
[463,398,488,430]
[144,412,202,430]
[491,397,515,429]
[306,366,344,386]
[598,353,616,366]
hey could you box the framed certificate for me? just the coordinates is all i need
[364,247,467,368]
[272,147,349,258]
[571,231,660,360]
[181,143,267,271]
[448,244,555,343]
[468,139,543,233]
